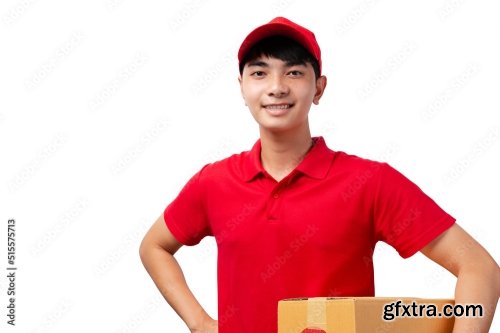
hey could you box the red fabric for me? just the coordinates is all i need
[164,136,455,333]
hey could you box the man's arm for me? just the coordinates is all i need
[139,214,218,333]
[421,223,500,333]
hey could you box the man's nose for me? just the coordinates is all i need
[267,75,289,98]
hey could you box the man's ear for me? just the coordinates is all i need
[313,75,327,105]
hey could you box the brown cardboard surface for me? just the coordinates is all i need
[278,297,455,333]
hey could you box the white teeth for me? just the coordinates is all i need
[266,104,290,109]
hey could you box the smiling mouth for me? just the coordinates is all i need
[263,104,294,110]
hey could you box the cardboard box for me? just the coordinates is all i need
[278,297,455,333]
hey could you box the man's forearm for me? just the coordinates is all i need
[140,244,212,331]
[452,263,500,333]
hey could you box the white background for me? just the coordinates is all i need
[1,0,499,332]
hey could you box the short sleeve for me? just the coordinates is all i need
[373,163,455,258]
[164,164,212,246]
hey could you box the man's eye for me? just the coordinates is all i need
[288,70,303,76]
[251,71,265,77]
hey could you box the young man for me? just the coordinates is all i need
[139,17,500,333]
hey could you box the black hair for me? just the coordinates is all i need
[239,35,320,79]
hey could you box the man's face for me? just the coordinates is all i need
[239,56,326,134]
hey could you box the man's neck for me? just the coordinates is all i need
[259,127,314,182]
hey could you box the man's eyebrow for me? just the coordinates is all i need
[285,60,307,67]
[246,59,307,68]
[247,60,269,67]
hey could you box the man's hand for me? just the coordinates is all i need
[191,317,218,333]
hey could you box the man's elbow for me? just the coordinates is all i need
[139,235,153,264]
[482,259,500,298]
[459,255,500,298]
[490,260,500,298]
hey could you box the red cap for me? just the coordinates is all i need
[238,17,322,74]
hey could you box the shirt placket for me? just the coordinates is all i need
[266,170,300,222]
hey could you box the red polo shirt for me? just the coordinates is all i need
[164,136,455,333]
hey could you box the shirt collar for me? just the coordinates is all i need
[241,136,334,182]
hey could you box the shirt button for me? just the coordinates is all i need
[273,193,279,199]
